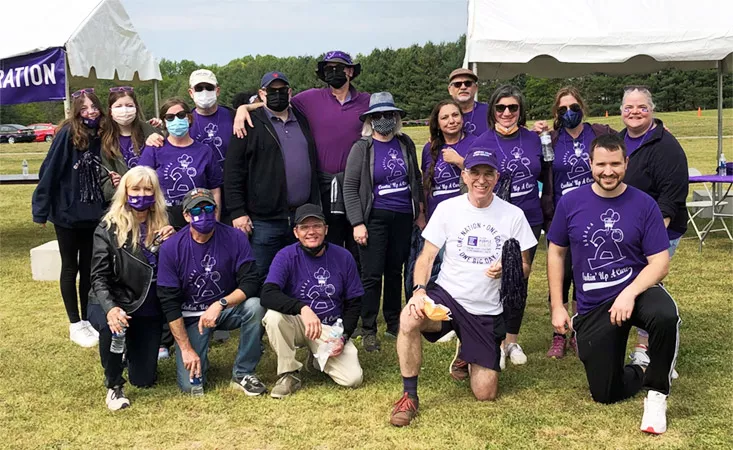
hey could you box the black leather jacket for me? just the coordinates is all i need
[89,222,155,315]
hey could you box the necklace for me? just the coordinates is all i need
[564,126,586,157]
[492,128,522,162]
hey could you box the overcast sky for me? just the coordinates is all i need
[122,0,468,65]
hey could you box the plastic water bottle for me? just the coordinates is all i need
[110,328,126,354]
[540,131,555,162]
[190,376,204,397]
[22,160,29,177]
[327,319,344,346]
[719,153,727,176]
[314,318,345,370]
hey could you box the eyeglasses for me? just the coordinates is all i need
[71,88,94,99]
[371,111,396,120]
[164,111,188,121]
[266,87,289,95]
[557,103,582,116]
[188,204,216,216]
[296,223,326,232]
[450,80,475,88]
[193,84,216,92]
[464,168,496,180]
[495,104,519,114]
[109,86,134,93]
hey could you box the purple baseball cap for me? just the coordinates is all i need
[316,50,362,81]
[463,148,499,171]
[261,71,290,88]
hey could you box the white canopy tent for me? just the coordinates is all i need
[1,0,161,115]
[464,0,733,160]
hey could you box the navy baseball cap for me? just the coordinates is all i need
[295,204,326,224]
[464,148,499,171]
[261,71,290,88]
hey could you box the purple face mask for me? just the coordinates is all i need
[82,116,100,130]
[127,194,156,211]
[190,210,216,234]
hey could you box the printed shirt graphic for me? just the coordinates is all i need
[462,102,490,137]
[371,138,412,213]
[552,124,596,205]
[118,135,140,169]
[422,194,537,315]
[547,185,669,314]
[190,107,233,169]
[421,134,477,219]
[157,223,255,319]
[138,141,223,206]
[472,128,543,225]
[266,243,364,325]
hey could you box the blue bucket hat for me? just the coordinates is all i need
[359,92,406,122]
[316,50,362,81]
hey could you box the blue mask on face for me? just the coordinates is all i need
[560,109,583,129]
[190,210,216,234]
[167,117,190,137]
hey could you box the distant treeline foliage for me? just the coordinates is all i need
[1,35,731,125]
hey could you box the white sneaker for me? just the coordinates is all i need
[106,386,130,411]
[629,346,650,369]
[158,346,170,361]
[499,345,506,370]
[436,330,456,343]
[640,390,667,434]
[671,368,679,380]
[82,320,99,338]
[505,343,528,365]
[69,322,98,348]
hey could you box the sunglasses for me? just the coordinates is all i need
[323,64,346,73]
[71,88,94,99]
[370,111,396,120]
[557,103,582,116]
[109,86,134,93]
[193,84,216,92]
[495,104,519,114]
[188,204,216,216]
[164,111,189,121]
[450,80,475,88]
[266,87,289,95]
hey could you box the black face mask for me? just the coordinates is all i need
[324,69,348,89]
[300,242,326,257]
[266,90,290,112]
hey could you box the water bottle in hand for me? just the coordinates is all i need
[110,328,127,354]
[190,376,204,397]
[540,131,555,162]
[314,318,344,371]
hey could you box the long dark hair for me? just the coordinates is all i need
[101,91,146,159]
[552,86,588,131]
[58,92,105,151]
[424,99,462,194]
[487,84,527,130]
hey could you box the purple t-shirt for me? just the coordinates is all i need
[462,102,490,137]
[190,107,233,168]
[265,243,364,325]
[547,185,669,314]
[552,124,596,206]
[421,134,477,219]
[118,135,140,169]
[138,140,223,207]
[157,222,255,323]
[372,138,413,214]
[291,86,370,174]
[472,128,543,226]
[624,132,650,156]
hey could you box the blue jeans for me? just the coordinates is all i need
[175,297,265,393]
[251,219,296,281]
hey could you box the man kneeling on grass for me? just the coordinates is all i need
[158,188,267,396]
[261,204,364,398]
[390,149,537,427]
[547,134,680,434]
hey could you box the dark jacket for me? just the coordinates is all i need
[620,119,689,237]
[89,222,155,315]
[343,134,424,226]
[224,107,321,221]
[100,122,161,201]
[32,125,107,228]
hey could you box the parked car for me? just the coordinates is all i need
[27,123,57,142]
[0,124,36,144]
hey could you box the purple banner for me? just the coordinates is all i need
[0,47,66,105]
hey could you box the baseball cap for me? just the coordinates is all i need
[189,69,218,87]
[448,68,478,83]
[182,188,216,211]
[463,148,499,171]
[294,204,326,224]
[261,71,290,88]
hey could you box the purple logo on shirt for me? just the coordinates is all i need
[467,236,478,246]
[582,208,631,288]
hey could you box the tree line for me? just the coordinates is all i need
[2,35,730,126]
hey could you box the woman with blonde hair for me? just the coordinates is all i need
[88,166,175,411]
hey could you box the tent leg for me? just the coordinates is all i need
[153,79,160,118]
[472,62,479,101]
[717,60,723,163]
[63,52,71,119]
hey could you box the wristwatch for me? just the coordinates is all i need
[412,284,427,292]
[218,298,229,309]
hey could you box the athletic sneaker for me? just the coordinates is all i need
[640,390,668,434]
[82,320,99,338]
[69,321,98,348]
[212,330,230,343]
[505,343,528,365]
[629,346,651,369]
[499,345,506,370]
[449,341,468,381]
[384,328,398,339]
[271,372,302,399]
[436,330,456,343]
[158,347,170,361]
[363,333,381,352]
[231,374,267,396]
[105,386,130,411]
[546,335,566,359]
[390,392,419,427]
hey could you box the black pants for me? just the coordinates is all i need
[54,225,96,323]
[573,286,680,404]
[503,224,543,335]
[358,208,413,334]
[89,304,163,389]
[321,190,361,273]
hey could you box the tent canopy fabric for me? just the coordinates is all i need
[1,0,160,81]
[465,0,733,79]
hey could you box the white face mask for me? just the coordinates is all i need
[193,90,217,109]
[111,106,137,126]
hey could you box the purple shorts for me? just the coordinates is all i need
[422,283,506,372]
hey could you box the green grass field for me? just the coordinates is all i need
[0,109,732,449]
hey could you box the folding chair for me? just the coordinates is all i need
[685,168,732,244]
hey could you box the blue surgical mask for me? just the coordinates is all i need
[167,117,190,137]
[560,109,583,129]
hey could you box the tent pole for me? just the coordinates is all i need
[63,51,71,119]
[472,62,479,101]
[717,60,723,162]
[153,79,160,118]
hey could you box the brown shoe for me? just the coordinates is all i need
[390,392,419,427]
[449,340,469,381]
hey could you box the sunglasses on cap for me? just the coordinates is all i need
[624,84,651,92]
[557,103,581,116]
[450,80,475,88]
[109,86,134,93]
[371,111,396,120]
[188,204,216,216]
[495,104,519,113]
[71,88,94,99]
[164,111,188,121]
[193,84,216,92]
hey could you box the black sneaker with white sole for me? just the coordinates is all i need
[106,386,130,411]
[231,374,267,396]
